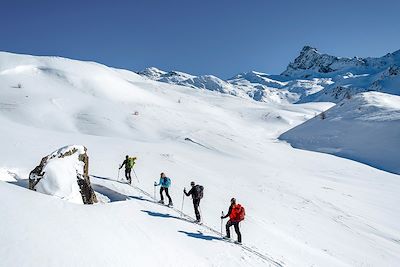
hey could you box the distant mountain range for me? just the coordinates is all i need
[138,46,400,104]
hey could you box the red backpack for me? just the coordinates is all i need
[231,204,245,222]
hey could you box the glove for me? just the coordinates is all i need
[154,182,157,186]
[220,216,224,219]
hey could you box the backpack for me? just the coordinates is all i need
[127,157,136,169]
[162,177,171,188]
[193,185,204,199]
[232,204,245,222]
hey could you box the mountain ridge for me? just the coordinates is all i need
[138,46,400,104]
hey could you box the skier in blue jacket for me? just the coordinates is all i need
[154,172,173,206]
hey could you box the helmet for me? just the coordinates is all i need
[190,181,195,186]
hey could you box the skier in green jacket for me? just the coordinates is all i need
[119,155,136,184]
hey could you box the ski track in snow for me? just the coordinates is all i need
[90,175,285,267]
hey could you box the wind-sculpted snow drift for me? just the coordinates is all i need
[0,51,399,267]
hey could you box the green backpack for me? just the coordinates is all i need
[127,157,136,169]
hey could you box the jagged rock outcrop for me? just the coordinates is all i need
[29,145,97,204]
[282,46,400,78]
[282,46,365,77]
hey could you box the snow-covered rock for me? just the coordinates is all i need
[279,92,400,174]
[29,145,97,204]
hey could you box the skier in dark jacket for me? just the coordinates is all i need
[184,181,203,222]
[221,198,242,243]
[119,155,133,184]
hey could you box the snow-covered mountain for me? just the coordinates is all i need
[1,51,399,267]
[138,68,319,104]
[281,45,400,78]
[283,46,400,103]
[138,67,246,97]
[139,46,400,104]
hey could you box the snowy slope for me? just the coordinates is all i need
[280,92,400,174]
[0,179,274,267]
[1,51,400,267]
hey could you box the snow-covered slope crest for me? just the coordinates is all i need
[139,67,314,104]
[280,92,400,174]
[138,67,247,97]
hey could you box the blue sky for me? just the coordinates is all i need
[1,0,399,78]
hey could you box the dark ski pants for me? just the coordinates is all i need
[125,168,132,183]
[160,187,172,204]
[193,198,201,221]
[226,220,241,243]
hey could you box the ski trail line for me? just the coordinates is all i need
[131,185,284,267]
[91,175,284,266]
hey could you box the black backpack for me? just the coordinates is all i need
[193,185,204,199]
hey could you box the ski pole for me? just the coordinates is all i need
[221,212,223,236]
[181,189,185,218]
[133,169,139,183]
[153,183,156,200]
[117,166,120,181]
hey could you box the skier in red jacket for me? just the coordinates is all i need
[221,198,245,243]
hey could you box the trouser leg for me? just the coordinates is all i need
[193,199,201,220]
[160,187,164,201]
[125,169,131,183]
[165,188,172,204]
[234,222,241,243]
[226,220,233,238]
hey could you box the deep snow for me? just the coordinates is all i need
[280,92,400,175]
[0,51,399,267]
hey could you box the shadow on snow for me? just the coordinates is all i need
[178,230,222,241]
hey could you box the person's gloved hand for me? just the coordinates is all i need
[220,216,224,219]
[154,182,157,186]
